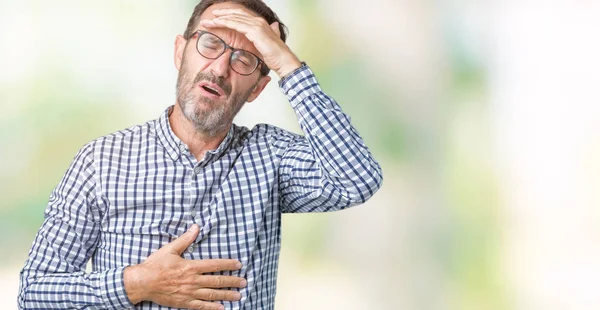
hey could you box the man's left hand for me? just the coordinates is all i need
[200,8,302,78]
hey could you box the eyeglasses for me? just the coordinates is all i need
[192,30,267,76]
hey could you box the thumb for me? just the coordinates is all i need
[166,224,199,255]
[270,21,281,38]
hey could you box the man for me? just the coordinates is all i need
[18,0,383,309]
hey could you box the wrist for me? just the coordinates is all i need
[123,265,147,305]
[275,57,302,78]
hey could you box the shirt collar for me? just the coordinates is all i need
[154,106,236,162]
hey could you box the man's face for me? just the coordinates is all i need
[175,3,270,136]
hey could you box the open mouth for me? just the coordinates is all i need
[201,85,221,97]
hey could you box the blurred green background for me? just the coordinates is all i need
[2,1,600,309]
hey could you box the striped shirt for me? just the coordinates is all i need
[18,65,383,309]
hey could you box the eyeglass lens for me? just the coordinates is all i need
[196,32,259,75]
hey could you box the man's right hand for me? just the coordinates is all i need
[123,224,246,310]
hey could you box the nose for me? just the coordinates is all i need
[208,49,231,79]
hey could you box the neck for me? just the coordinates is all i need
[168,103,229,161]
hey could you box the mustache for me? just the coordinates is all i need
[193,72,232,96]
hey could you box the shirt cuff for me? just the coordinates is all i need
[278,63,323,108]
[98,266,134,308]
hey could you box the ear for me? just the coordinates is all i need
[246,75,271,103]
[174,34,187,71]
[270,21,281,38]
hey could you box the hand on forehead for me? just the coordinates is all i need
[196,1,289,76]
[199,3,263,29]
[197,3,264,50]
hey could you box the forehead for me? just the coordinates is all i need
[195,3,262,54]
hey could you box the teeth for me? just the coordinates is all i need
[203,85,219,96]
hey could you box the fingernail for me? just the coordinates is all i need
[240,279,247,287]
[236,261,242,269]
[188,224,198,232]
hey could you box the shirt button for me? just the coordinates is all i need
[179,144,186,152]
[188,245,194,253]
[189,210,195,217]
[194,166,201,174]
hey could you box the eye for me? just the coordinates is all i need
[198,34,223,50]
[201,40,221,50]
[238,59,250,66]
[234,52,255,67]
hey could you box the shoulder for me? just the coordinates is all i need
[96,119,155,145]
[78,119,157,159]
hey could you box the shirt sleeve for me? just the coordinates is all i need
[18,143,133,309]
[277,64,384,213]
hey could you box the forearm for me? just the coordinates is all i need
[280,65,383,203]
[18,141,131,309]
[19,266,131,309]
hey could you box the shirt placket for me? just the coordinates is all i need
[179,142,215,256]
[177,142,199,255]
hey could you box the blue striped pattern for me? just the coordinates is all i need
[18,65,383,309]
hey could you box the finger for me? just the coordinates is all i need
[198,275,247,288]
[199,19,218,28]
[211,10,277,37]
[216,15,263,28]
[201,17,254,35]
[191,259,243,273]
[212,8,257,18]
[187,299,225,310]
[195,288,241,301]
[163,224,199,255]
[215,15,263,26]
[201,16,273,42]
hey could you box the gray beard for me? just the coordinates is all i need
[176,71,255,137]
[179,90,229,137]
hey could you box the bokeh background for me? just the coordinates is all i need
[1,0,600,309]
